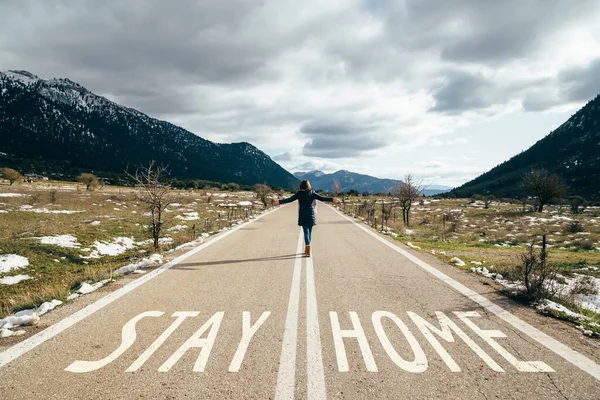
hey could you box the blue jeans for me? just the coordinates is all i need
[302,225,313,245]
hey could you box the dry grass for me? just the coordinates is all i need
[0,180,263,317]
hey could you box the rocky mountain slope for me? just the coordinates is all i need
[451,94,600,200]
[0,70,299,188]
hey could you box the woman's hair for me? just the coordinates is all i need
[299,179,312,191]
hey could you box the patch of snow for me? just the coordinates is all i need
[238,201,253,206]
[0,300,62,330]
[114,254,164,275]
[167,224,188,232]
[404,229,415,235]
[0,274,32,285]
[0,254,29,273]
[82,237,136,258]
[19,205,83,214]
[90,220,101,225]
[39,234,81,248]
[450,257,466,266]
[176,211,199,221]
[0,193,27,197]
[537,299,590,321]
[406,242,421,250]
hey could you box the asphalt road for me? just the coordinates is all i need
[1,204,599,399]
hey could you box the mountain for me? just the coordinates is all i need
[422,185,452,197]
[450,95,600,200]
[294,170,400,194]
[0,70,299,188]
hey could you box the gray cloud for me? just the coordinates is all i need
[559,58,600,102]
[429,71,494,114]
[299,119,387,158]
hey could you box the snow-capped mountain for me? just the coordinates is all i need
[294,170,401,194]
[0,70,299,188]
[451,94,600,200]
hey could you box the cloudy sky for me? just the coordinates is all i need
[1,0,600,187]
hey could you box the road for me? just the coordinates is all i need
[1,204,599,399]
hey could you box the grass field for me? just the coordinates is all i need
[0,180,264,318]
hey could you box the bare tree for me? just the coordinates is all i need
[77,173,99,191]
[332,180,341,198]
[393,174,423,227]
[254,183,272,207]
[521,169,566,212]
[126,161,174,250]
[517,235,557,301]
[1,168,23,185]
[473,194,496,209]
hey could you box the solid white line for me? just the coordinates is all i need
[328,205,600,382]
[275,229,304,400]
[0,207,282,369]
[306,253,327,399]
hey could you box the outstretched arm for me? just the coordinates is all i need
[274,192,299,205]
[314,192,341,203]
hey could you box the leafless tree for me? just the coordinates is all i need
[77,173,99,191]
[1,168,23,185]
[332,180,341,197]
[393,174,424,227]
[254,183,272,207]
[517,235,558,301]
[473,194,496,209]
[521,169,566,212]
[126,161,174,250]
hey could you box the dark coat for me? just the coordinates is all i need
[279,190,333,226]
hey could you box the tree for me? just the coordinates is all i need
[126,161,174,250]
[393,174,424,227]
[254,184,272,207]
[332,180,341,198]
[521,169,566,212]
[473,194,496,209]
[77,173,99,191]
[568,196,587,214]
[1,168,22,185]
[228,182,241,191]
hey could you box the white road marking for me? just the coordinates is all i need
[0,207,280,369]
[159,311,224,372]
[329,206,600,381]
[407,311,500,372]
[65,311,163,373]
[275,229,304,400]
[329,311,377,372]
[127,311,200,372]
[456,311,554,372]
[229,311,271,372]
[306,252,326,399]
[372,311,427,373]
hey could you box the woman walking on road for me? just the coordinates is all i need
[273,179,340,257]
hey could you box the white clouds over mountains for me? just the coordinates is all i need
[1,0,599,185]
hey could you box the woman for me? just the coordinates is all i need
[273,180,340,257]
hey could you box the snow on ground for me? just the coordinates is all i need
[238,201,253,206]
[450,257,466,266]
[90,220,101,225]
[176,211,199,221]
[167,224,188,232]
[406,242,421,250]
[19,205,83,214]
[114,254,164,275]
[0,193,27,197]
[0,254,29,273]
[67,279,112,300]
[0,299,62,337]
[82,237,137,258]
[0,274,32,285]
[537,299,589,321]
[471,266,524,291]
[39,234,81,248]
